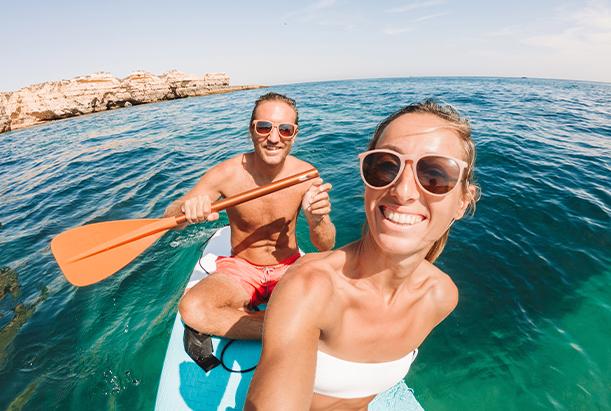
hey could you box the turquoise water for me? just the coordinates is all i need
[1,77,609,410]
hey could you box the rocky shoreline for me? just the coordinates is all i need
[0,70,265,134]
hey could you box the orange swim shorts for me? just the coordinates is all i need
[215,253,301,307]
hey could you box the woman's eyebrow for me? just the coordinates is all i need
[377,144,404,152]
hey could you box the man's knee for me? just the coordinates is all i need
[179,290,216,331]
[178,277,250,331]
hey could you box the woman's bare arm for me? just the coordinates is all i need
[245,265,333,410]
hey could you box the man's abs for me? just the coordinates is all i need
[228,219,300,265]
[219,162,308,264]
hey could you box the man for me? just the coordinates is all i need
[164,92,335,340]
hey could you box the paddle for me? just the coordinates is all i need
[51,168,319,286]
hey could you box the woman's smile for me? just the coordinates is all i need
[380,205,426,226]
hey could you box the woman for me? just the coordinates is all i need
[245,100,479,410]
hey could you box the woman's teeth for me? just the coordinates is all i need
[382,208,424,225]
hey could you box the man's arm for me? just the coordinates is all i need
[163,161,231,223]
[302,178,336,251]
[306,214,336,251]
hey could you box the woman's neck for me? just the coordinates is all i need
[350,232,430,301]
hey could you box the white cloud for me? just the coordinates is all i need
[572,1,611,30]
[385,0,446,14]
[382,9,448,35]
[311,0,337,10]
[281,0,356,30]
[485,26,521,37]
[413,12,448,22]
[383,26,414,35]
[283,0,337,20]
[523,1,611,51]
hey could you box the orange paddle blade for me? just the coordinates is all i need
[52,168,319,286]
[51,218,177,286]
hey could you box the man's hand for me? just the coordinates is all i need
[181,195,220,224]
[301,178,332,225]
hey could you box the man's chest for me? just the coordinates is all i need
[223,184,305,226]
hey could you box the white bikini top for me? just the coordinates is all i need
[313,348,418,399]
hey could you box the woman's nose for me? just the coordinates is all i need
[390,163,420,202]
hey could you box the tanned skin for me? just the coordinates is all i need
[165,99,336,340]
[246,113,477,410]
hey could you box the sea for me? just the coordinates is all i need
[0,77,609,410]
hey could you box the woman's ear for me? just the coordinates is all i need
[453,184,478,220]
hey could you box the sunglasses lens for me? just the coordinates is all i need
[255,121,273,135]
[362,152,402,188]
[278,124,296,138]
[417,156,461,194]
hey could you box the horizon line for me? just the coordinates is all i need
[3,73,610,94]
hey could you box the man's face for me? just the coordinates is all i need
[250,101,297,166]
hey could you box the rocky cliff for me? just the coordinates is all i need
[0,71,263,133]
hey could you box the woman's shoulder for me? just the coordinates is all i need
[265,250,346,330]
[282,250,342,290]
[273,250,348,305]
[418,261,459,322]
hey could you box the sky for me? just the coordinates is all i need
[1,0,610,91]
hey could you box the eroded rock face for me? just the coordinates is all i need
[0,93,10,133]
[0,71,257,133]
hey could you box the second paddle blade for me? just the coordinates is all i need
[51,219,171,286]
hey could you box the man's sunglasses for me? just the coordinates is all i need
[252,120,298,139]
[359,149,467,196]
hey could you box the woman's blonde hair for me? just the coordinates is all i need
[367,99,479,262]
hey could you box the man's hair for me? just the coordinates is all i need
[249,92,299,125]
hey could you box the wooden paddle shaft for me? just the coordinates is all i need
[173,168,319,225]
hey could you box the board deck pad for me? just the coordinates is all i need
[155,226,424,410]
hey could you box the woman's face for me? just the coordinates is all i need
[364,112,470,256]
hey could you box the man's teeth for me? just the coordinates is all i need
[265,146,280,151]
[382,208,424,225]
